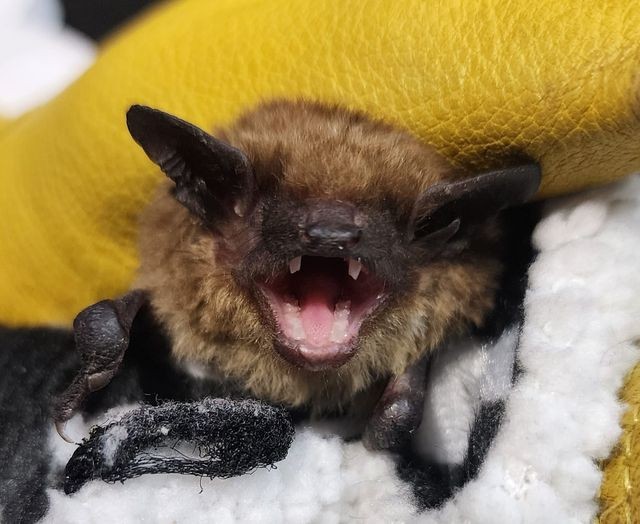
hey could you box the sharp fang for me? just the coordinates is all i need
[348,258,362,280]
[289,256,302,274]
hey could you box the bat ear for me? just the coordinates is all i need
[408,163,541,244]
[126,105,255,225]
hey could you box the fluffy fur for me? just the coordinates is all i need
[136,101,502,411]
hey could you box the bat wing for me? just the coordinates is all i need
[53,290,148,441]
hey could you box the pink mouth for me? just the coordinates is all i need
[259,256,386,371]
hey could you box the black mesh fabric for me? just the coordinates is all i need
[64,398,294,494]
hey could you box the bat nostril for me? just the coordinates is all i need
[304,223,362,249]
[300,199,363,252]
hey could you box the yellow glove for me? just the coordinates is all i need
[1,0,639,326]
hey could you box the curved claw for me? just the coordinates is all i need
[87,370,115,392]
[51,290,148,428]
[55,420,75,444]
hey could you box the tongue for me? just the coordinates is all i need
[298,275,340,347]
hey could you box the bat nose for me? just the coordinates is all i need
[304,222,362,250]
[301,200,362,252]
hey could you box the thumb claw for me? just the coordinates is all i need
[55,420,75,444]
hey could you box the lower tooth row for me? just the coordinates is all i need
[284,300,351,343]
[288,314,305,340]
[283,301,305,339]
[331,301,351,342]
[330,318,349,342]
[284,295,299,308]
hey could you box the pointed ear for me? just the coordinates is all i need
[408,163,541,243]
[126,105,254,225]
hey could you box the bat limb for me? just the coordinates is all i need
[362,353,430,452]
[52,290,148,441]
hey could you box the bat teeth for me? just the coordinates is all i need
[331,300,351,342]
[348,258,362,280]
[289,256,302,274]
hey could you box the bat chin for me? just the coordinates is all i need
[257,255,387,372]
[273,338,358,371]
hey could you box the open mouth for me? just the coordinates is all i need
[258,256,387,371]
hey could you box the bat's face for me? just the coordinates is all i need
[128,101,539,406]
[241,195,407,371]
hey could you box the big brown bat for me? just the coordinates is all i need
[54,100,540,450]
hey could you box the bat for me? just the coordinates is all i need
[54,100,540,451]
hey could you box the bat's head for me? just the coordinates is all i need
[127,101,539,407]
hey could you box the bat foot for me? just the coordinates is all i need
[362,355,429,452]
[362,397,422,452]
[52,290,147,434]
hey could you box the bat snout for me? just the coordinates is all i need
[300,200,363,254]
[303,221,361,251]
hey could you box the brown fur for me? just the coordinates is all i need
[136,100,501,412]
